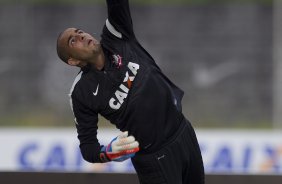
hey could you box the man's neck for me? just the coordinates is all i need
[92,50,105,71]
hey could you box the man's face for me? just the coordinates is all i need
[58,28,101,62]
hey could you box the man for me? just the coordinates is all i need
[56,0,205,183]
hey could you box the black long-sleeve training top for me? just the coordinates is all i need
[69,0,185,163]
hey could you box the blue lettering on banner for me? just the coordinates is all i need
[243,146,252,171]
[211,146,232,172]
[44,144,65,170]
[264,146,280,172]
[16,140,282,173]
[18,142,38,170]
[202,144,254,173]
[200,143,282,174]
[18,142,84,171]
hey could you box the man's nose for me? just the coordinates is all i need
[77,34,84,41]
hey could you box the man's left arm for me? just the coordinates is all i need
[105,0,135,40]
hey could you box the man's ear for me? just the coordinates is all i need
[67,58,81,66]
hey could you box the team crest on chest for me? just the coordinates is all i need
[112,54,122,68]
[109,62,140,110]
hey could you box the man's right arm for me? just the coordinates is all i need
[71,93,102,163]
[71,87,139,163]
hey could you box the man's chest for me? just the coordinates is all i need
[94,48,147,120]
[105,60,140,110]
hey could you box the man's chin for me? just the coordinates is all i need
[94,44,102,52]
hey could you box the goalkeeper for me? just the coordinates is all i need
[56,0,204,183]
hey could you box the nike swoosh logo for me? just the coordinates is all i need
[144,143,152,149]
[193,61,241,88]
[157,154,165,160]
[93,84,99,96]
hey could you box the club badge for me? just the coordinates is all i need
[112,54,122,68]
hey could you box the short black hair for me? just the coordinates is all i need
[56,31,69,64]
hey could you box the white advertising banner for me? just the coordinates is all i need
[0,127,281,174]
[199,130,282,174]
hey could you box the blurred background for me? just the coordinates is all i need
[0,0,276,128]
[1,0,282,179]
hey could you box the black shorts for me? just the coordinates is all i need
[131,119,205,184]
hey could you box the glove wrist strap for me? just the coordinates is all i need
[99,146,111,163]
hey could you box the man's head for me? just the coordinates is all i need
[56,28,101,67]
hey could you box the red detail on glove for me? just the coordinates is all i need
[106,147,139,160]
[100,152,110,162]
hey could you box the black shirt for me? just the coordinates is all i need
[70,0,184,163]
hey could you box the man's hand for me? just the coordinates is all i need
[100,131,139,162]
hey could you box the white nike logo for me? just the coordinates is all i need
[93,84,99,96]
[157,154,165,160]
[192,61,241,88]
[144,143,152,149]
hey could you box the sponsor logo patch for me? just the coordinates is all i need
[109,62,140,110]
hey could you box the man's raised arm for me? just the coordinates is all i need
[106,0,135,39]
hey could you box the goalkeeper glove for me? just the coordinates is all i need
[100,131,139,162]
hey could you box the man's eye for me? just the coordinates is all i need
[70,38,75,45]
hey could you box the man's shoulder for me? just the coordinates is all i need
[70,71,99,97]
[101,25,124,47]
